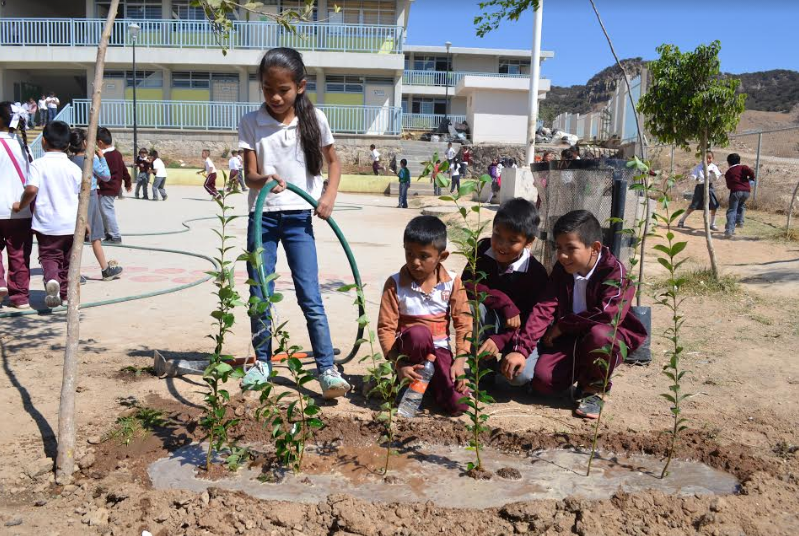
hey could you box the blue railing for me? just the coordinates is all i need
[71,99,402,136]
[0,18,403,54]
[403,69,528,87]
[29,105,74,159]
[402,113,467,131]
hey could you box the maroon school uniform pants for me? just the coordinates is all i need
[0,218,33,305]
[393,325,468,415]
[531,324,623,395]
[204,172,219,198]
[35,233,74,301]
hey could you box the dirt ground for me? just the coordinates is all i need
[1,186,798,535]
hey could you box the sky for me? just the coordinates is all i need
[405,0,799,87]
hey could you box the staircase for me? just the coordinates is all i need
[398,140,461,177]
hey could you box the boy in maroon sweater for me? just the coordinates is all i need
[724,153,756,238]
[462,198,549,389]
[504,210,647,419]
[96,127,131,243]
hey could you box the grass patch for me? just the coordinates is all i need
[106,407,166,446]
[655,268,742,297]
[119,365,155,377]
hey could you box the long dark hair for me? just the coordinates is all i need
[69,128,87,155]
[0,101,33,163]
[257,48,323,175]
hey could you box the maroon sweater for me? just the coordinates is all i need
[517,247,647,357]
[462,238,549,353]
[724,164,756,193]
[98,149,131,196]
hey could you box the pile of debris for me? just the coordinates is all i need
[419,118,471,144]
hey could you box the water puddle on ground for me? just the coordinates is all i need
[148,443,738,509]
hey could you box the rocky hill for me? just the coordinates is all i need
[541,60,799,124]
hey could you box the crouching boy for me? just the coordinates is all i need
[504,210,647,419]
[377,216,471,415]
[462,198,549,388]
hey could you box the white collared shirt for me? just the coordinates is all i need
[238,105,334,212]
[572,251,602,315]
[0,131,31,219]
[690,162,721,183]
[28,152,81,235]
[228,156,240,171]
[485,246,531,274]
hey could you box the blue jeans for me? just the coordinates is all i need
[398,182,409,208]
[246,210,335,372]
[726,191,750,234]
[48,108,56,123]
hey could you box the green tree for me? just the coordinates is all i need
[638,41,746,280]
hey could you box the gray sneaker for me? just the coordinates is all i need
[575,393,603,419]
[241,361,271,391]
[44,279,61,308]
[102,264,123,281]
[319,368,351,399]
[710,224,719,231]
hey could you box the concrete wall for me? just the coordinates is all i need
[0,0,85,17]
[450,97,467,116]
[467,90,528,144]
[452,55,497,73]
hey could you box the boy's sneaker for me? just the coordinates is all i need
[0,286,7,300]
[723,232,734,240]
[44,280,61,308]
[736,222,744,228]
[241,361,271,391]
[9,302,30,309]
[102,265,123,281]
[319,368,351,399]
[575,393,604,420]
[710,224,719,231]
[677,221,686,229]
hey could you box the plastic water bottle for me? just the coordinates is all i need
[397,360,435,418]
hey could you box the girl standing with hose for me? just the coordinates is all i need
[238,48,351,399]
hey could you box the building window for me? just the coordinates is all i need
[172,72,238,89]
[326,76,363,93]
[105,70,163,88]
[95,0,162,19]
[172,0,209,20]
[412,55,448,72]
[411,98,446,115]
[328,0,396,25]
[499,59,531,75]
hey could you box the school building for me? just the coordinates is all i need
[0,0,553,147]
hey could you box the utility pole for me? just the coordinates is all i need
[526,0,543,166]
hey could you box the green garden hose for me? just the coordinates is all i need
[252,181,364,365]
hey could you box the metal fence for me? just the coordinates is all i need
[531,159,643,270]
[402,70,527,87]
[402,113,467,131]
[0,18,404,54]
[29,106,74,160]
[71,99,402,136]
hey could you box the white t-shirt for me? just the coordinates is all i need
[46,97,59,110]
[228,156,240,171]
[572,251,602,315]
[238,105,334,213]
[446,147,456,160]
[28,152,81,235]
[152,158,167,178]
[370,148,380,162]
[690,162,721,183]
[38,98,47,111]
[204,157,216,174]
[0,132,32,219]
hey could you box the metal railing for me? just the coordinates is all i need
[402,113,467,131]
[0,18,404,54]
[402,69,528,87]
[29,105,74,160]
[71,99,402,136]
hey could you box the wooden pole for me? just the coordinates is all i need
[55,0,120,485]
[787,180,799,236]
[701,131,720,280]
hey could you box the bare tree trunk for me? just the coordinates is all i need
[787,180,799,235]
[55,0,120,485]
[700,131,720,280]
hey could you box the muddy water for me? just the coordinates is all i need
[148,443,739,508]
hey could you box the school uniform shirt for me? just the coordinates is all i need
[151,158,167,178]
[517,246,648,357]
[98,147,131,196]
[204,157,216,175]
[370,149,380,163]
[228,156,240,171]
[690,162,721,184]
[725,164,756,193]
[572,250,601,314]
[28,152,81,236]
[238,105,334,213]
[46,97,59,110]
[377,264,472,359]
[462,238,549,353]
[38,99,47,112]
[0,131,32,219]
[446,147,456,160]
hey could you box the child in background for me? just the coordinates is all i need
[504,210,647,419]
[487,157,500,204]
[461,146,472,177]
[68,129,123,281]
[377,216,471,415]
[13,121,81,308]
[449,156,461,193]
[199,149,219,199]
[96,127,130,243]
[149,150,168,201]
[134,147,151,199]
[227,150,247,192]
[396,158,410,209]
[238,47,350,398]
[370,144,381,175]
[445,142,456,170]
[462,198,549,388]
[723,153,756,238]
[678,151,721,230]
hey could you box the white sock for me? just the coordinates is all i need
[711,215,716,226]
